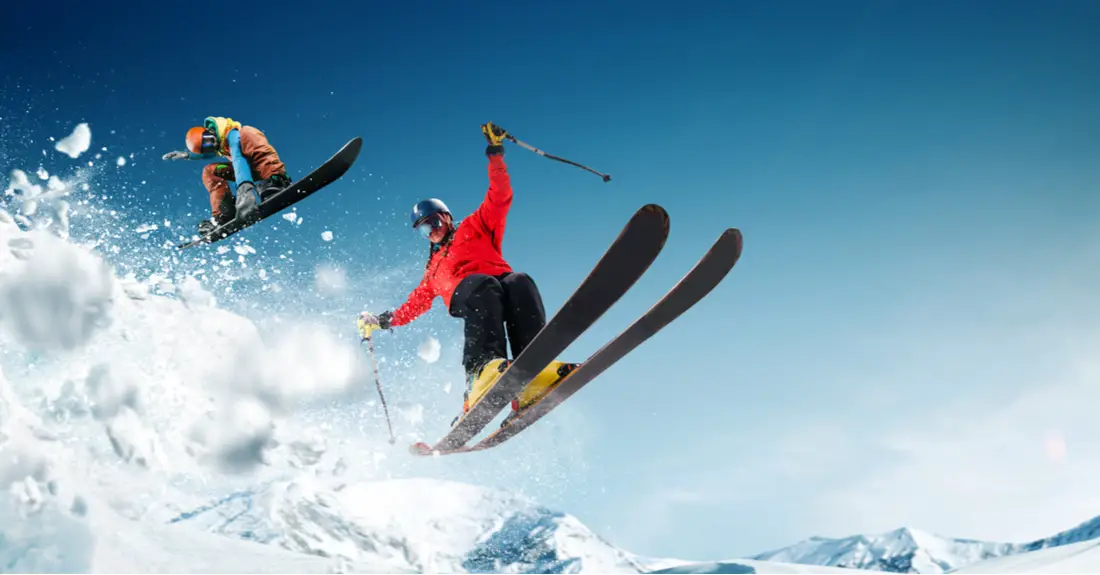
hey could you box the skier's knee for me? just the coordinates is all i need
[450,274,503,315]
[463,274,502,296]
[502,271,536,290]
[201,163,230,191]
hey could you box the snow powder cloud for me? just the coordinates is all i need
[0,230,114,352]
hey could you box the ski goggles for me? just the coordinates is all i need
[199,132,218,154]
[415,213,446,238]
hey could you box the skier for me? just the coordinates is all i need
[357,122,577,425]
[161,116,292,235]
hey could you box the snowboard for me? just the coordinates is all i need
[177,136,362,248]
[410,203,671,456]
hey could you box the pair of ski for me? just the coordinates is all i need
[410,203,744,456]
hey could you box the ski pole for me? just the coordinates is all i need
[506,134,612,182]
[361,335,396,445]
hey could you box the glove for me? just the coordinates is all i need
[481,122,509,156]
[357,310,393,339]
[162,150,189,160]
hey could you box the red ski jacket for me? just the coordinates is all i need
[390,155,514,327]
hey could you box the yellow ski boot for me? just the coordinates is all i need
[451,358,510,427]
[502,360,580,426]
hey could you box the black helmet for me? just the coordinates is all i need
[411,198,451,238]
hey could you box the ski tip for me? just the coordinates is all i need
[343,136,364,160]
[636,204,670,233]
[409,441,433,456]
[727,228,744,260]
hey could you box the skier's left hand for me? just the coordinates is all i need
[162,150,189,161]
[357,311,392,339]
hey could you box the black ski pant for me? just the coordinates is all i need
[448,272,546,377]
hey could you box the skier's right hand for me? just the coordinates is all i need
[357,311,392,339]
[162,150,189,161]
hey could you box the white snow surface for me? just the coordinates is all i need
[954,539,1100,574]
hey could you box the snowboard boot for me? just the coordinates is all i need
[235,181,262,225]
[501,361,580,427]
[197,196,236,236]
[256,173,291,202]
[451,357,510,427]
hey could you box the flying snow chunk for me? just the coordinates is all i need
[35,167,48,180]
[418,336,441,364]
[281,212,297,222]
[54,123,92,159]
[116,156,126,167]
[321,231,333,242]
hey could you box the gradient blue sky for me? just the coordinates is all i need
[5,0,1100,562]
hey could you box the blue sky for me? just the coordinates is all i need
[5,0,1100,561]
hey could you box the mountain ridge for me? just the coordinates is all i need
[750,512,1100,574]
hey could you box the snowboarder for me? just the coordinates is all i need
[161,116,292,235]
[358,122,577,424]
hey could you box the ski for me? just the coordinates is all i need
[410,203,670,456]
[449,227,743,455]
[177,136,362,248]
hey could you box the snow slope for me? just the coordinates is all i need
[953,538,1100,574]
[0,160,407,572]
[750,527,1014,573]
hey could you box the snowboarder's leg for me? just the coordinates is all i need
[498,271,579,415]
[449,274,510,416]
[238,126,291,201]
[199,163,237,235]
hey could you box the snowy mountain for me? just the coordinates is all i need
[750,527,1014,573]
[749,513,1100,574]
[168,476,653,574]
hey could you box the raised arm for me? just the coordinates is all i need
[470,122,514,238]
